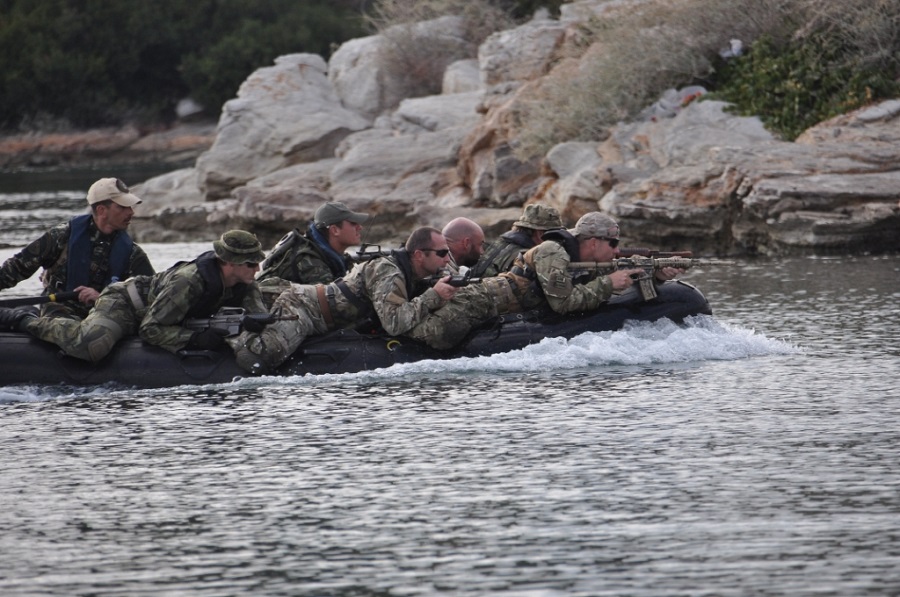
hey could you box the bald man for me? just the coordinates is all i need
[442,217,485,273]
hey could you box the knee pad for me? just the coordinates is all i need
[81,316,125,364]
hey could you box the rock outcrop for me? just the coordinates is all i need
[125,0,899,255]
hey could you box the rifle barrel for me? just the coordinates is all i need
[0,290,80,308]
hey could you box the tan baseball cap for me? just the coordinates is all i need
[87,178,142,207]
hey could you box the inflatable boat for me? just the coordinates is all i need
[0,281,711,388]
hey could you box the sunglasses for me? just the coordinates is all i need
[243,262,260,268]
[420,248,451,257]
[597,237,619,248]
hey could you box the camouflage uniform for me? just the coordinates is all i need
[0,217,154,319]
[231,251,446,374]
[140,252,266,353]
[408,230,613,350]
[257,227,354,285]
[22,276,153,363]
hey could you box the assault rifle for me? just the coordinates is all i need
[425,271,483,287]
[569,256,734,300]
[183,307,298,337]
[354,244,395,262]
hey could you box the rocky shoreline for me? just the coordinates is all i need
[0,122,216,171]
[3,0,899,256]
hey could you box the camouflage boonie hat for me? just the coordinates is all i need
[513,204,562,231]
[570,212,620,239]
[213,230,266,264]
[315,201,369,227]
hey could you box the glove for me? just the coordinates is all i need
[240,314,269,334]
[186,327,229,350]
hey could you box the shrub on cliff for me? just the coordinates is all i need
[365,0,516,99]
[512,0,900,156]
[365,0,565,100]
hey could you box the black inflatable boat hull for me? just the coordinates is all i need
[0,281,711,388]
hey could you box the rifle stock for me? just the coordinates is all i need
[0,290,80,308]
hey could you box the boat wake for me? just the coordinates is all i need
[221,314,798,389]
[0,315,797,403]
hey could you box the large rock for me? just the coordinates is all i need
[443,60,483,94]
[479,18,568,87]
[130,168,232,242]
[329,16,468,120]
[585,100,900,255]
[195,54,369,201]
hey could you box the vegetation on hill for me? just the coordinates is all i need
[0,0,369,131]
[513,0,900,157]
[0,0,563,133]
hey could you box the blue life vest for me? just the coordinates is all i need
[65,214,134,291]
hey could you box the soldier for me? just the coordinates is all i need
[469,203,563,278]
[0,231,267,362]
[0,177,154,321]
[407,212,681,350]
[229,226,458,374]
[442,217,485,273]
[140,230,267,353]
[257,201,369,285]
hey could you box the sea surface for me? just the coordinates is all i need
[1,184,899,596]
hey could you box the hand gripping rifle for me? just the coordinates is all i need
[183,307,298,337]
[569,256,734,300]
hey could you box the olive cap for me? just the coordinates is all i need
[314,201,369,227]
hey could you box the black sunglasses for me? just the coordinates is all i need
[420,248,450,257]
[597,237,620,248]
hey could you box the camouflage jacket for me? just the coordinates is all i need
[0,217,154,318]
[139,253,266,353]
[514,233,613,314]
[257,227,353,285]
[470,230,535,278]
[336,252,446,336]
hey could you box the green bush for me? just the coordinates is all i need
[711,34,900,140]
[0,0,366,131]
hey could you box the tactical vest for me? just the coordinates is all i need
[469,229,534,278]
[259,224,348,282]
[330,249,416,329]
[501,228,581,309]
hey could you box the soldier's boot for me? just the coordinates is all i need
[0,307,37,333]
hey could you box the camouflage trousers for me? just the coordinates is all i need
[24,282,144,363]
[407,277,523,350]
[229,284,329,374]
